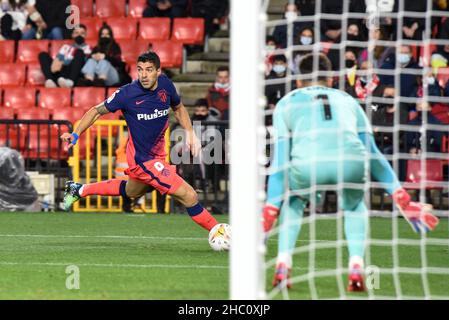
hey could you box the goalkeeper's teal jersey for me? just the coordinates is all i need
[273,85,372,162]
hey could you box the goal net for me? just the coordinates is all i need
[230,0,449,300]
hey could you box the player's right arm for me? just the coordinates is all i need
[60,103,110,149]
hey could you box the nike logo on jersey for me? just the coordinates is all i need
[136,100,145,105]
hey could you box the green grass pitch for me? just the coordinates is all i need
[0,212,447,299]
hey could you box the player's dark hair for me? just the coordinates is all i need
[216,66,229,74]
[137,51,161,69]
[298,53,332,82]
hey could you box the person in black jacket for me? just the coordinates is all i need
[142,0,187,19]
[191,0,229,36]
[80,23,130,87]
[22,0,70,39]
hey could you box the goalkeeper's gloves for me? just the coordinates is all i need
[263,204,280,233]
[396,202,439,233]
[392,188,411,209]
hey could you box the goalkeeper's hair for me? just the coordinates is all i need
[298,53,332,82]
[137,51,161,69]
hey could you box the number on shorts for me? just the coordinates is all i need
[154,162,165,172]
[316,94,332,121]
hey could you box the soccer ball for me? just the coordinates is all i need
[208,223,231,251]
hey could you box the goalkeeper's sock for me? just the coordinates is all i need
[80,180,128,199]
[278,197,305,254]
[349,255,365,271]
[344,200,368,260]
[186,203,218,231]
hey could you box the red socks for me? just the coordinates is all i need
[80,180,126,197]
[186,203,218,231]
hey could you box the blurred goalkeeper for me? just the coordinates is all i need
[61,52,219,233]
[263,53,439,292]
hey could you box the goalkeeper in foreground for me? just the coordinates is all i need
[263,53,439,292]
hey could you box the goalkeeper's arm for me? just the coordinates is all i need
[358,132,439,233]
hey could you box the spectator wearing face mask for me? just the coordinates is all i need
[379,45,421,98]
[80,23,129,87]
[265,55,288,109]
[38,24,91,88]
[206,66,230,120]
[272,2,312,49]
[290,26,314,75]
[265,36,279,76]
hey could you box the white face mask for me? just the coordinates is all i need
[215,82,230,90]
[398,53,411,65]
[273,64,286,74]
[300,36,313,45]
[285,11,297,21]
[266,45,276,53]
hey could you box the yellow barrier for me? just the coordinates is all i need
[69,119,171,213]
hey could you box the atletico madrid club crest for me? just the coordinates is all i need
[158,90,168,103]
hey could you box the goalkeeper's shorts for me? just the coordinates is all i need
[125,159,184,195]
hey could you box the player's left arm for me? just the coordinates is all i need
[263,102,290,232]
[173,102,201,157]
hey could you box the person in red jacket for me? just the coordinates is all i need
[206,66,230,120]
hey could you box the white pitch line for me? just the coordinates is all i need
[0,261,228,269]
[0,234,205,241]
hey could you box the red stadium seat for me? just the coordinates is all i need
[17,40,50,63]
[53,107,86,125]
[150,41,183,68]
[0,63,26,87]
[437,67,449,88]
[128,63,138,80]
[73,87,106,109]
[0,108,15,119]
[171,18,205,45]
[80,17,104,40]
[26,63,46,87]
[128,0,147,18]
[50,40,74,59]
[0,40,15,63]
[70,0,93,17]
[106,17,138,40]
[138,18,171,40]
[95,0,126,18]
[16,108,50,120]
[0,124,25,150]
[117,40,149,63]
[21,126,68,160]
[405,159,444,190]
[38,88,72,112]
[4,87,36,109]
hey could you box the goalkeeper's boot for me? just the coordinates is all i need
[63,181,83,211]
[272,263,292,289]
[347,264,365,292]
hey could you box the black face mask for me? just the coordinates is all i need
[194,114,208,121]
[74,35,85,45]
[99,37,111,45]
[345,59,356,68]
[347,34,359,41]
[380,96,394,109]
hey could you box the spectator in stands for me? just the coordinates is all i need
[406,100,448,154]
[265,54,288,109]
[265,35,279,76]
[290,26,314,75]
[22,0,70,40]
[378,44,421,98]
[0,0,30,40]
[191,0,229,37]
[143,0,187,19]
[392,0,427,41]
[371,85,408,154]
[346,22,365,42]
[272,2,311,49]
[80,23,130,87]
[294,0,316,16]
[206,66,230,120]
[359,25,395,68]
[39,24,91,88]
[190,98,220,192]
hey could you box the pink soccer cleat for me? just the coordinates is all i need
[347,264,365,292]
[272,263,292,289]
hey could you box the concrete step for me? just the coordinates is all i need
[186,60,229,74]
[172,73,215,82]
[175,82,210,103]
[208,37,230,53]
[189,52,229,61]
[212,30,229,38]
